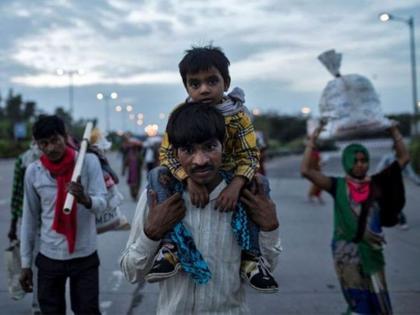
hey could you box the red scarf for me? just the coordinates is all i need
[346,176,371,204]
[40,147,77,253]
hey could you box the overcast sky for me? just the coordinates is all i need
[0,0,419,133]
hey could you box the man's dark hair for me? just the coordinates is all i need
[167,102,225,149]
[178,45,231,88]
[32,115,67,140]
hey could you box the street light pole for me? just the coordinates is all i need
[56,69,84,115]
[69,73,74,115]
[379,13,418,135]
[96,92,118,132]
[408,17,418,135]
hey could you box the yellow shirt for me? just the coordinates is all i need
[159,107,260,182]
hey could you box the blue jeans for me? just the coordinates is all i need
[147,166,271,256]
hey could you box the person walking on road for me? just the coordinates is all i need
[121,133,144,201]
[19,115,107,315]
[301,121,409,315]
[120,103,282,314]
[8,143,41,314]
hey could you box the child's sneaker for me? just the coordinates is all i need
[240,252,278,293]
[145,244,181,283]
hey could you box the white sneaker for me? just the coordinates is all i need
[397,223,409,231]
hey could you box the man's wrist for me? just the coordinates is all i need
[144,225,162,241]
[83,196,92,209]
[260,220,279,232]
[232,176,247,189]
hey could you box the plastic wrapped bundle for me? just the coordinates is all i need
[89,128,130,234]
[318,49,391,139]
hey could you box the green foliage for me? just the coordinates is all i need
[410,136,420,173]
[0,89,37,141]
[0,139,31,158]
[107,131,124,151]
[54,107,73,129]
[5,89,36,123]
[254,113,307,143]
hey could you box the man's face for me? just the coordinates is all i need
[36,134,67,162]
[185,67,229,105]
[350,152,369,179]
[177,138,223,187]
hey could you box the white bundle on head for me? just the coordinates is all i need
[318,49,390,139]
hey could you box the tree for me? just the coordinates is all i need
[23,101,36,119]
[54,107,73,128]
[254,113,307,143]
[5,89,23,123]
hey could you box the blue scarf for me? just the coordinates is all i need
[169,171,251,284]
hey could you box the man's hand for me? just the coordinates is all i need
[68,176,92,209]
[215,176,246,212]
[186,177,209,208]
[144,190,186,241]
[19,268,33,293]
[8,218,18,241]
[240,176,279,231]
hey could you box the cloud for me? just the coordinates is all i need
[4,0,420,95]
[11,71,180,87]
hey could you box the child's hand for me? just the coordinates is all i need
[187,178,209,208]
[216,176,246,212]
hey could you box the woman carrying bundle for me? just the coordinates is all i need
[301,121,409,315]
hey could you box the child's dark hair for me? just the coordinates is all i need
[167,102,225,149]
[32,115,67,140]
[178,45,231,88]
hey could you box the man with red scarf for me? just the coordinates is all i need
[19,115,107,315]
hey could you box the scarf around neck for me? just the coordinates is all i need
[186,86,252,118]
[345,176,371,204]
[40,146,77,253]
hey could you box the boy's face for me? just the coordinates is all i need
[185,67,230,105]
[36,134,67,162]
[176,138,223,188]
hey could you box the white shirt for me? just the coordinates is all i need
[120,180,282,315]
[20,153,107,268]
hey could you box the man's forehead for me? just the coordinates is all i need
[37,133,64,141]
[181,138,221,147]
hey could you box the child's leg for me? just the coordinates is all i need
[241,174,278,293]
[145,166,181,283]
[147,165,178,206]
[245,173,270,255]
[147,165,182,241]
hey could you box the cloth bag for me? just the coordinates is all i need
[318,49,391,139]
[4,240,26,300]
[96,183,130,234]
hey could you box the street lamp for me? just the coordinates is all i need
[252,108,261,116]
[96,92,118,132]
[56,68,84,115]
[301,106,311,116]
[379,12,418,135]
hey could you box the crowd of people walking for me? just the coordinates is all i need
[5,45,415,315]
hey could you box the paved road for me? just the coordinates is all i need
[0,139,419,314]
